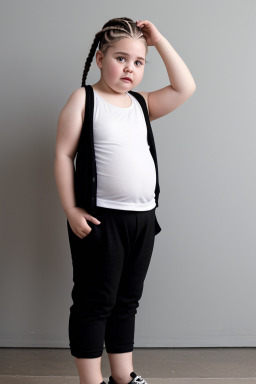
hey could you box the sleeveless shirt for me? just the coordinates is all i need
[93,89,156,211]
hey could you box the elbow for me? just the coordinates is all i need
[190,82,196,93]
[188,84,196,96]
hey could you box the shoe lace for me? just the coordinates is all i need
[132,376,147,384]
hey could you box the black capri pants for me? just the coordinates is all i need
[66,205,157,359]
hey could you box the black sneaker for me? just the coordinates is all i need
[108,371,148,384]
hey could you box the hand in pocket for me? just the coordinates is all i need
[66,207,101,239]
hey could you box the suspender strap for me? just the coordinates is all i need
[128,90,160,207]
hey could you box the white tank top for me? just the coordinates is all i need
[93,89,156,211]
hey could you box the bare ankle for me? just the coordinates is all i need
[80,381,104,384]
[112,373,132,384]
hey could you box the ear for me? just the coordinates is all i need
[95,49,104,69]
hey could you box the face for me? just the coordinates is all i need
[95,37,146,93]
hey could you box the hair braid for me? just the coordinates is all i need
[81,17,148,87]
[81,33,102,87]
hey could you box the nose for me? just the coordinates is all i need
[124,63,133,73]
[124,68,132,74]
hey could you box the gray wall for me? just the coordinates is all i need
[1,0,256,348]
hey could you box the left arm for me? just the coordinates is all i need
[136,20,196,122]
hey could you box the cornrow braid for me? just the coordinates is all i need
[81,17,148,87]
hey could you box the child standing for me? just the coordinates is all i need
[54,17,196,384]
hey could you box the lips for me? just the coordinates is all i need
[121,77,132,82]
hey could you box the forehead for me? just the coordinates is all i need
[108,38,146,58]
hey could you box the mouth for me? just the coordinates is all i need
[121,77,132,82]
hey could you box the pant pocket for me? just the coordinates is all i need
[154,213,162,235]
[67,219,96,241]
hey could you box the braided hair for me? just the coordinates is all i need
[81,17,148,87]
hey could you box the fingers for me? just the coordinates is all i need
[77,222,92,239]
[81,226,92,238]
[68,209,101,239]
[90,216,101,224]
[84,214,101,225]
[80,215,101,238]
[136,20,148,28]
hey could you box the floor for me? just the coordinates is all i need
[0,347,256,384]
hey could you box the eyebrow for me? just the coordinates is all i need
[114,51,145,61]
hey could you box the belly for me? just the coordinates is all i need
[95,145,156,203]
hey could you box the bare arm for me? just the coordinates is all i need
[54,155,76,216]
[145,36,196,122]
[136,20,196,122]
[54,87,101,239]
[54,88,84,216]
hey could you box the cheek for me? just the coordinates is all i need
[106,61,121,78]
[137,67,144,79]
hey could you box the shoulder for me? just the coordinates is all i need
[61,87,86,121]
[56,87,87,160]
[66,87,85,106]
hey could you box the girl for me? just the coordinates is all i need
[54,17,196,384]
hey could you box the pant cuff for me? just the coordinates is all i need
[71,349,103,358]
[106,346,134,354]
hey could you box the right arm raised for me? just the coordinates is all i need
[54,87,86,216]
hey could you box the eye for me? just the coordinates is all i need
[135,60,143,66]
[117,56,125,62]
